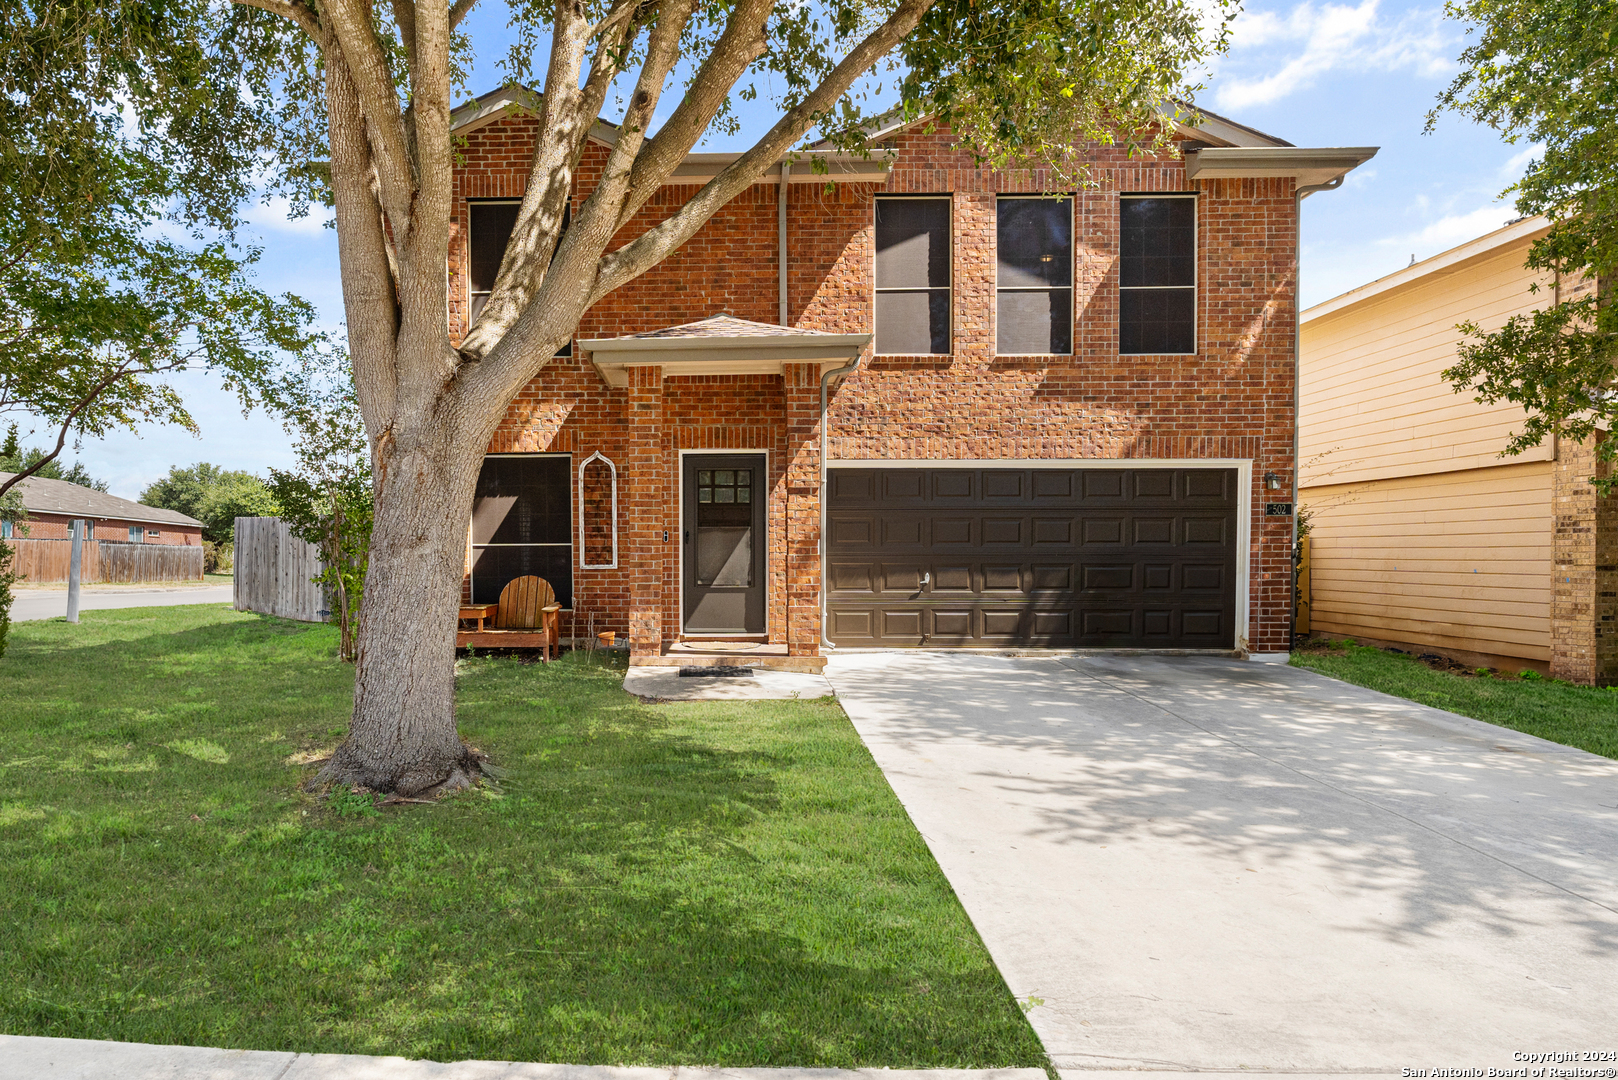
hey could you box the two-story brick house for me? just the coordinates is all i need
[450,86,1374,668]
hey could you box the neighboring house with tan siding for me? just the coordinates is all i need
[1299,215,1615,683]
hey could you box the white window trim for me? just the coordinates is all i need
[994,194,1076,357]
[1118,192,1198,357]
[872,194,953,357]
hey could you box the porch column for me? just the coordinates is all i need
[783,362,822,656]
[626,365,667,658]
[1551,434,1618,684]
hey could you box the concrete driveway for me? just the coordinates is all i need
[824,652,1618,1078]
[10,584,235,621]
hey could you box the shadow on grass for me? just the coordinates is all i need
[0,608,1045,1067]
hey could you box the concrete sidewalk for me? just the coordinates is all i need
[824,651,1618,1078]
[0,1036,1047,1080]
[10,584,235,621]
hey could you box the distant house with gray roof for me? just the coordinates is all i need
[1,472,203,546]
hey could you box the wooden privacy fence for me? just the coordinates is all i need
[233,517,327,622]
[3,538,202,584]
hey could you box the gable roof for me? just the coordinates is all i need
[1301,215,1551,325]
[1,472,202,528]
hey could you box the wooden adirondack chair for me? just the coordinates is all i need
[456,575,562,658]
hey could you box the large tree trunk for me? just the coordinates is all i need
[319,402,486,796]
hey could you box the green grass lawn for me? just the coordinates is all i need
[1292,643,1618,760]
[0,606,1045,1067]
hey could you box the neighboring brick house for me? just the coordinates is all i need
[451,87,1374,666]
[0,472,203,545]
[1300,215,1616,683]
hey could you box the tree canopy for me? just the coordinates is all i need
[1432,0,1618,486]
[0,0,326,502]
[140,463,279,544]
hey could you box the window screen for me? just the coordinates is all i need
[470,454,573,608]
[1119,196,1196,354]
[468,200,572,356]
[997,197,1072,354]
[874,197,950,354]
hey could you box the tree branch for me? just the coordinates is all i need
[321,0,418,224]
[593,0,935,302]
[232,0,323,39]
[449,0,479,31]
[0,359,139,501]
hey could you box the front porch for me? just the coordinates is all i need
[579,315,868,666]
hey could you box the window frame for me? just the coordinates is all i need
[128,526,142,543]
[1118,192,1199,357]
[468,451,574,609]
[872,194,953,356]
[994,194,1075,357]
[466,198,572,356]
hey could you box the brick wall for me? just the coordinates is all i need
[1551,435,1618,684]
[19,513,202,546]
[456,115,1299,654]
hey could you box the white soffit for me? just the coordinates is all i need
[1302,214,1551,325]
[1183,146,1379,188]
[581,330,870,388]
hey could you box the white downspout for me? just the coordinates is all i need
[778,162,791,325]
[1290,175,1344,649]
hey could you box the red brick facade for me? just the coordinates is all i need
[453,115,1299,657]
[16,513,201,546]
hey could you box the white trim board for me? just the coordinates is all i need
[823,457,1256,652]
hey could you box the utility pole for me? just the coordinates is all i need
[66,518,83,623]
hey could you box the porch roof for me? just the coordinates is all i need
[580,315,870,388]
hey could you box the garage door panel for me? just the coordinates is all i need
[1083,518,1124,544]
[1183,517,1228,544]
[984,564,1023,591]
[826,467,1236,648]
[1033,472,1074,499]
[830,516,874,546]
[829,562,873,592]
[1033,518,1074,544]
[983,471,1025,498]
[983,518,1022,544]
[882,518,924,546]
[1135,471,1175,498]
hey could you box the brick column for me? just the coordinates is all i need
[1551,434,1618,684]
[783,362,823,656]
[626,366,666,658]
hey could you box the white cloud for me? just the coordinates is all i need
[248,196,334,237]
[1213,1,1454,111]
[1499,143,1543,180]
[1374,204,1515,255]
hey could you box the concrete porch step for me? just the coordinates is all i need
[632,641,826,673]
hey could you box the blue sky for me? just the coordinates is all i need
[39,0,1532,499]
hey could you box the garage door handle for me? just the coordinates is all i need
[920,572,930,587]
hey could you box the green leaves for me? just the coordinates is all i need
[1432,0,1618,488]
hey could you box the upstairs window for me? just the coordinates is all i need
[468,199,571,356]
[997,196,1073,354]
[1119,195,1196,355]
[874,197,950,354]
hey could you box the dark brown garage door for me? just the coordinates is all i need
[825,467,1238,648]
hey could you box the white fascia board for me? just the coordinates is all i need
[581,334,870,356]
[1302,215,1551,324]
[1184,146,1379,187]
